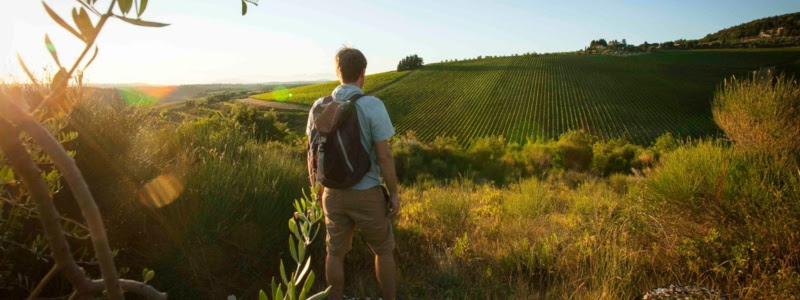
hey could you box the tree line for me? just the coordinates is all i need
[397,54,424,71]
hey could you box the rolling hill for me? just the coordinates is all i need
[254,48,800,145]
[252,71,409,104]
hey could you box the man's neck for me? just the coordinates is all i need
[342,82,363,89]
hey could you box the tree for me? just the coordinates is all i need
[397,54,424,71]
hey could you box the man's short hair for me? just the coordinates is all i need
[335,47,367,83]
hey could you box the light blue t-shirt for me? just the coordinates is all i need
[306,84,395,190]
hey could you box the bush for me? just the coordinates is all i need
[230,104,292,142]
[645,141,800,297]
[556,130,596,171]
[519,142,556,177]
[591,138,644,176]
[504,178,555,219]
[468,136,510,183]
[713,74,800,156]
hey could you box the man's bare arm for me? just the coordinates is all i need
[374,140,400,217]
[309,136,325,201]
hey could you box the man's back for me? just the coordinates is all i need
[306,84,395,190]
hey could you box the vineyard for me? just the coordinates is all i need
[374,49,800,145]
[252,71,409,104]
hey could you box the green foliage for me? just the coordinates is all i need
[263,186,330,300]
[591,138,645,176]
[645,141,800,297]
[230,104,293,142]
[63,99,308,298]
[556,130,595,172]
[0,85,88,295]
[503,178,556,219]
[713,73,800,157]
[651,132,679,153]
[397,54,424,71]
[392,129,661,185]
[251,71,409,105]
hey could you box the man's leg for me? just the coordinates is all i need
[322,188,354,300]
[375,253,396,300]
[326,253,346,300]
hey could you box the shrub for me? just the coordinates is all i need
[468,136,510,183]
[519,142,556,177]
[504,178,553,219]
[651,132,679,154]
[591,138,643,176]
[713,74,800,156]
[230,104,291,142]
[645,140,800,297]
[556,130,596,171]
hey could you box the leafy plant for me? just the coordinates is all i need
[261,186,330,300]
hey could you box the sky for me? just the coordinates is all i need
[1,0,799,85]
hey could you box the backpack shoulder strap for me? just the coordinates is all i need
[348,93,366,103]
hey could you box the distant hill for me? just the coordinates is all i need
[374,49,800,145]
[595,12,800,51]
[701,12,800,44]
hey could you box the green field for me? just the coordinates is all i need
[375,49,800,145]
[252,71,409,104]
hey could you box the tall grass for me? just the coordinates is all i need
[66,99,308,298]
[713,73,800,156]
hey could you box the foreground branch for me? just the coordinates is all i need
[1,95,165,299]
[0,118,89,294]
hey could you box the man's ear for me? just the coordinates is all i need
[360,69,366,80]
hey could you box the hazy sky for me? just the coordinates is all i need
[1,0,799,85]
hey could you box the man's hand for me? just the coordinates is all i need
[387,194,400,218]
[375,140,400,218]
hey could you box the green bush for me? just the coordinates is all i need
[468,136,510,183]
[646,140,800,294]
[713,74,800,156]
[504,178,555,219]
[230,104,292,142]
[556,130,595,171]
[591,138,644,176]
[519,142,556,178]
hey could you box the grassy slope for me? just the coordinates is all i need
[251,71,409,105]
[375,48,800,145]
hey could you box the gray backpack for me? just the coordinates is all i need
[307,93,371,189]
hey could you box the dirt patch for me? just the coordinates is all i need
[233,98,310,111]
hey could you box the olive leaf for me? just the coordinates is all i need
[17,54,39,85]
[43,2,83,41]
[118,0,133,15]
[138,0,149,17]
[72,7,95,42]
[44,34,61,67]
[84,46,99,70]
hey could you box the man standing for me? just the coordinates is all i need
[306,47,400,300]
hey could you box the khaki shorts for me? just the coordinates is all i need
[322,186,395,256]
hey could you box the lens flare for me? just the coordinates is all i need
[117,86,177,106]
[272,85,291,102]
[140,173,184,208]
